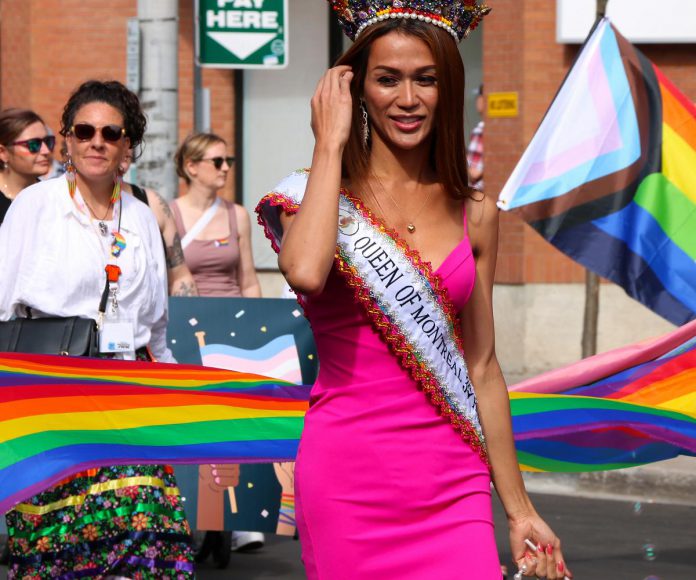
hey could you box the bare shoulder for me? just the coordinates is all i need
[464,192,499,254]
[233,202,252,225]
[145,189,175,220]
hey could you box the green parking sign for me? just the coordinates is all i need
[196,0,288,69]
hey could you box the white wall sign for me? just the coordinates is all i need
[557,0,696,44]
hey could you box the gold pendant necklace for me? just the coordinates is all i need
[371,172,434,234]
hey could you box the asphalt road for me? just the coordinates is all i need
[2,492,695,578]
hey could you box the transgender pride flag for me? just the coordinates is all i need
[498,18,696,326]
[200,335,303,384]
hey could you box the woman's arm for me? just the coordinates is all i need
[235,204,262,298]
[460,194,571,579]
[277,66,354,296]
[145,189,199,297]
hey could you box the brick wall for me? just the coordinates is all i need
[484,0,696,285]
[1,0,135,136]
[0,0,238,200]
[0,0,32,107]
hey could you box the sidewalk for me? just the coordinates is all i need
[522,456,696,505]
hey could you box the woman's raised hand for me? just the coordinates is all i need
[311,65,354,151]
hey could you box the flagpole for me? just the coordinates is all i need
[581,0,609,358]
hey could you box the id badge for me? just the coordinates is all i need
[99,320,135,354]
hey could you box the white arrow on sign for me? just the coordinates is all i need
[207,31,278,61]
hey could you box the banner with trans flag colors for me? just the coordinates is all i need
[509,319,696,472]
[199,335,303,384]
[166,297,317,535]
[498,18,696,326]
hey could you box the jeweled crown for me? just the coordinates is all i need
[328,0,491,42]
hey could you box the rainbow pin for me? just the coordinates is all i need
[111,231,127,257]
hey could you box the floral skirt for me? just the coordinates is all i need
[6,464,194,579]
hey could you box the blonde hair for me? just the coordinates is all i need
[174,132,227,184]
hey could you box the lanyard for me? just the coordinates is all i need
[69,180,126,328]
[96,197,125,328]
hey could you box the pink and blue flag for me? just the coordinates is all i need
[200,334,303,384]
[498,18,696,325]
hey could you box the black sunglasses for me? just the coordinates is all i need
[71,123,126,143]
[12,135,56,154]
[200,156,235,170]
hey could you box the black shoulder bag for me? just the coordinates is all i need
[0,315,98,356]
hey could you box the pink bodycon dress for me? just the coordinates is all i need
[295,215,501,579]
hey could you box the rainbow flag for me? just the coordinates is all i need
[510,320,696,472]
[0,353,309,514]
[498,18,696,325]
[3,325,695,511]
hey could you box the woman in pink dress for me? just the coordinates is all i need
[257,2,571,579]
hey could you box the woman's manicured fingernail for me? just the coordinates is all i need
[537,543,543,553]
[214,477,221,484]
[557,561,565,573]
[546,544,553,555]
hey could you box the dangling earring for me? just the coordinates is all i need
[64,155,77,198]
[360,100,370,149]
[111,172,123,204]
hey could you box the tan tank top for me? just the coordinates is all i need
[170,198,242,297]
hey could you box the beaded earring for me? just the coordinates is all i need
[111,172,123,205]
[360,100,370,149]
[64,156,77,198]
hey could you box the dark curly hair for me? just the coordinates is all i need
[59,80,147,160]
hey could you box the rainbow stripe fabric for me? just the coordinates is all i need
[509,319,696,472]
[498,18,696,325]
[0,353,309,514]
[2,323,695,511]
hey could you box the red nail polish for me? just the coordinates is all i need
[537,543,543,553]
[546,544,553,555]
[557,561,565,573]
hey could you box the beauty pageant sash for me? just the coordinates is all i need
[257,170,487,462]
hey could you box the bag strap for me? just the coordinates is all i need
[131,183,149,206]
[59,317,76,356]
[181,197,221,250]
[7,321,21,352]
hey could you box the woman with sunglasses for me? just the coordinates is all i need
[0,80,194,578]
[0,108,54,224]
[171,132,262,562]
[171,132,261,298]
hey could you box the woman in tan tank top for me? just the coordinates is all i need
[171,133,261,298]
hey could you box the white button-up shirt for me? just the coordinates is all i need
[0,176,174,362]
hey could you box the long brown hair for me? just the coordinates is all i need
[336,19,471,199]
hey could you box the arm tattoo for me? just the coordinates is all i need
[166,232,185,269]
[155,191,175,220]
[172,280,198,297]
